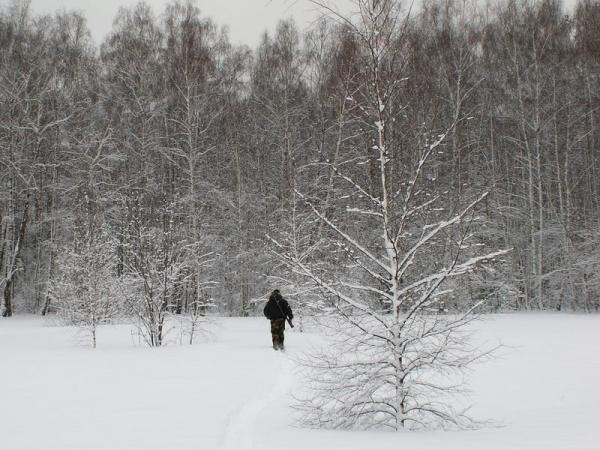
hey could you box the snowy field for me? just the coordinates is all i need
[1,314,599,450]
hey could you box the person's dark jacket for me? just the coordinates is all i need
[263,293,293,321]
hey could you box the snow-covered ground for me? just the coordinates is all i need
[1,314,598,450]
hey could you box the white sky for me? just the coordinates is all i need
[21,0,339,48]
[4,0,580,48]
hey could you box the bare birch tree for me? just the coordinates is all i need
[273,0,509,430]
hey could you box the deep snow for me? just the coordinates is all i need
[0,314,598,450]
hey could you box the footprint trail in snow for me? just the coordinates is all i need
[220,353,293,450]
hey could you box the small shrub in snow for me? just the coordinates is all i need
[53,230,122,348]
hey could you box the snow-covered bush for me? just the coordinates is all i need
[53,229,122,348]
[121,204,215,347]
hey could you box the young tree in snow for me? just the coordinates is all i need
[277,0,509,430]
[53,228,121,348]
[177,283,215,344]
[122,202,214,347]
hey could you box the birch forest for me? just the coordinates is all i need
[1,0,600,321]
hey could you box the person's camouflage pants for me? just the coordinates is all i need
[270,319,285,350]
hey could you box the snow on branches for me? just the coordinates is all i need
[283,0,510,430]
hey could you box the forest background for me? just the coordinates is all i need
[1,0,599,322]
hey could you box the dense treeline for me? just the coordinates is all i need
[1,0,599,320]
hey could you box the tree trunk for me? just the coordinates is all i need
[2,195,30,317]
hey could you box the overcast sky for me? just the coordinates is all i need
[20,0,338,48]
[5,0,580,48]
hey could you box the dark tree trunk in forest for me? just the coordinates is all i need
[2,196,30,317]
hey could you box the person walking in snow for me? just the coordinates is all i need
[263,289,293,350]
